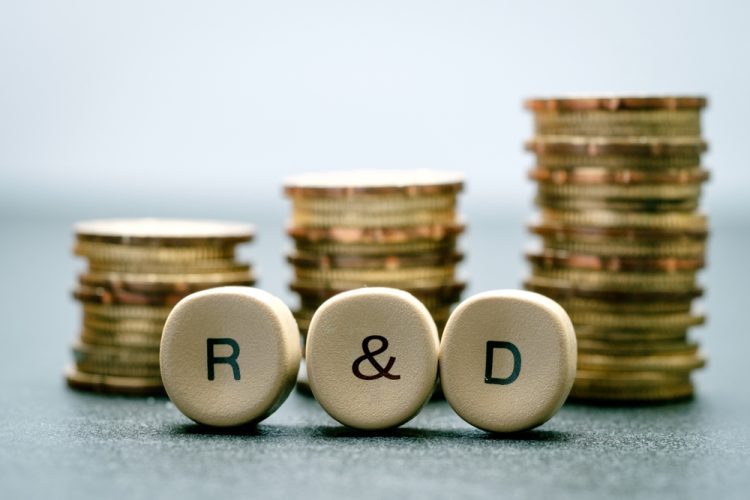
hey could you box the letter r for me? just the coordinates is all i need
[207,338,241,381]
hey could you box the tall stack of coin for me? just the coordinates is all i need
[284,170,466,348]
[523,96,709,403]
[67,219,255,395]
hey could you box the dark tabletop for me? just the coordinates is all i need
[1,212,749,500]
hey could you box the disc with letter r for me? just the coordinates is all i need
[160,287,301,427]
[305,287,439,430]
[440,290,576,433]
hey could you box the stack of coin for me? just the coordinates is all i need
[66,218,255,395]
[284,170,466,346]
[523,96,709,403]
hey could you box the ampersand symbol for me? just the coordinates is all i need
[352,335,401,380]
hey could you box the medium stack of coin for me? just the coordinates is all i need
[66,218,255,395]
[523,96,709,403]
[284,170,466,346]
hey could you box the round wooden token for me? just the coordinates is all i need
[305,287,439,430]
[440,290,576,432]
[160,287,301,427]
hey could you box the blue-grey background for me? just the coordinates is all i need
[1,2,749,499]
[1,0,748,220]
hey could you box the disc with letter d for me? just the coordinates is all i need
[440,290,577,432]
[160,287,301,427]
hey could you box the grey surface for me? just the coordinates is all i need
[1,212,749,499]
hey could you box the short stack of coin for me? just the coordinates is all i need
[67,218,255,395]
[284,170,466,345]
[523,96,709,403]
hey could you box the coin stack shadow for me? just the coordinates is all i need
[67,219,255,395]
[283,170,467,390]
[523,96,709,403]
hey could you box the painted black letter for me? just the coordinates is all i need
[207,338,241,381]
[484,341,521,385]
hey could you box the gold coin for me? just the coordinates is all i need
[86,258,246,274]
[526,137,707,158]
[553,297,693,314]
[80,328,162,349]
[537,182,703,201]
[577,351,705,372]
[288,223,465,244]
[74,240,236,263]
[529,222,708,240]
[435,318,448,333]
[527,251,704,272]
[291,209,457,229]
[577,339,699,356]
[573,374,693,395]
[292,200,458,228]
[292,265,458,288]
[529,166,709,185]
[524,276,703,300]
[75,218,254,246]
[79,268,255,293]
[540,209,707,230]
[532,109,701,138]
[73,342,160,365]
[82,303,173,322]
[530,267,699,293]
[525,96,707,112]
[568,381,694,403]
[295,316,311,333]
[297,290,460,312]
[288,251,463,270]
[534,154,701,170]
[536,195,700,213]
[73,286,188,307]
[283,170,464,198]
[430,308,453,323]
[83,314,165,335]
[575,369,692,385]
[293,238,458,256]
[535,237,707,259]
[74,361,161,378]
[291,307,315,321]
[290,281,466,302]
[571,377,694,395]
[559,298,693,314]
[291,192,457,214]
[65,366,164,396]
[569,310,704,330]
[575,327,689,342]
